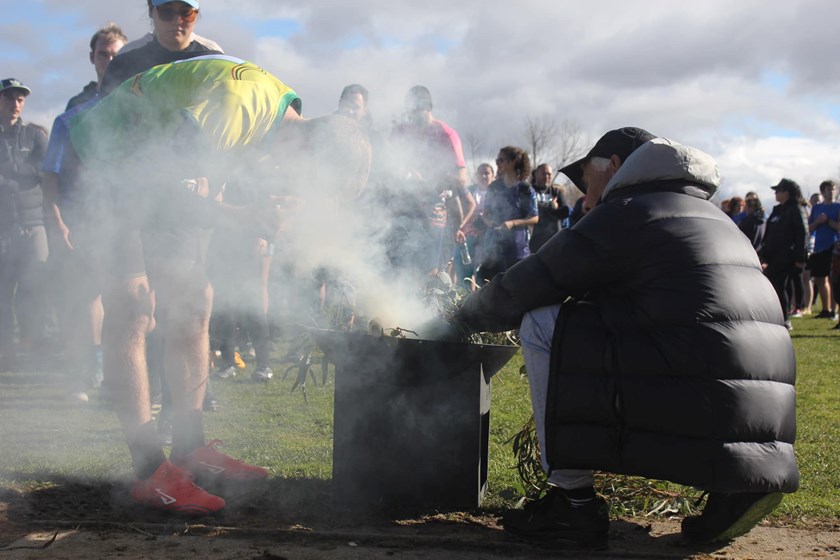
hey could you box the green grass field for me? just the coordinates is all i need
[0,312,837,523]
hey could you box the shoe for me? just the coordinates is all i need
[681,492,783,543]
[830,313,838,322]
[501,487,609,549]
[68,389,89,403]
[67,377,91,403]
[790,309,803,318]
[815,310,833,319]
[171,440,269,486]
[252,366,273,382]
[215,365,236,379]
[833,322,840,330]
[784,320,793,331]
[131,460,225,516]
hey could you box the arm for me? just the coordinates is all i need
[500,215,539,230]
[795,206,809,265]
[42,172,73,250]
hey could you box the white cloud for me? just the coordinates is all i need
[6,0,840,196]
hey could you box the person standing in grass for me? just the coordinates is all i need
[807,180,840,320]
[68,54,371,517]
[458,128,798,549]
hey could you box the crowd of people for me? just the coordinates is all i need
[720,180,840,330]
[0,0,823,550]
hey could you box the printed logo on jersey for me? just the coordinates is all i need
[130,74,143,96]
[230,63,269,81]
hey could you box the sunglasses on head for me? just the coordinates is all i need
[156,5,199,23]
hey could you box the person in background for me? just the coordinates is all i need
[455,163,494,290]
[737,195,765,250]
[726,196,745,222]
[529,163,569,252]
[801,192,822,315]
[476,146,537,285]
[569,195,586,226]
[42,23,128,401]
[207,191,275,383]
[788,191,812,317]
[831,237,840,329]
[335,84,369,125]
[807,180,840,320]
[390,86,475,276]
[66,23,128,111]
[0,78,49,367]
[761,179,809,330]
[458,127,798,549]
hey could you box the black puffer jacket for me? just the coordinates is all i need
[460,138,798,494]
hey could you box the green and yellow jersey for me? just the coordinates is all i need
[70,54,301,163]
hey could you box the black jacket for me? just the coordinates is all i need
[530,184,570,252]
[100,37,221,96]
[760,202,808,266]
[65,81,98,112]
[737,210,766,250]
[0,120,48,231]
[460,139,799,494]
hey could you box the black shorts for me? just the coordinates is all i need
[808,249,833,277]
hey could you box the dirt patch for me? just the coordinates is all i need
[1,479,837,560]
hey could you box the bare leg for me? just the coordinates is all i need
[149,259,213,457]
[815,276,831,313]
[103,275,155,430]
[802,269,813,314]
[91,294,104,346]
[152,260,212,415]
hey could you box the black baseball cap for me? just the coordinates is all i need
[0,78,31,97]
[771,178,799,193]
[559,127,655,192]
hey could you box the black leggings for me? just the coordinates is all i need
[765,263,797,321]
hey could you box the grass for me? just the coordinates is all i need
[0,312,837,524]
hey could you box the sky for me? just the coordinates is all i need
[4,0,840,207]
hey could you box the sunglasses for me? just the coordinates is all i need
[156,5,199,23]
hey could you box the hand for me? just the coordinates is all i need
[795,261,806,270]
[817,213,829,225]
[252,195,304,236]
[500,220,514,230]
[455,229,466,243]
[60,224,74,251]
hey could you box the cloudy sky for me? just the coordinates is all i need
[5,0,840,205]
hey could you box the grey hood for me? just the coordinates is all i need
[601,137,720,201]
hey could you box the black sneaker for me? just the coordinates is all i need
[252,366,273,382]
[681,492,783,543]
[501,487,609,549]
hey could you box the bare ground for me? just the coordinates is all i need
[0,478,837,560]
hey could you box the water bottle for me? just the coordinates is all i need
[458,241,472,265]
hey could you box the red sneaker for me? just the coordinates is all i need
[131,460,225,516]
[172,440,269,484]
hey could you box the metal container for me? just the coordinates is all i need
[314,330,518,510]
